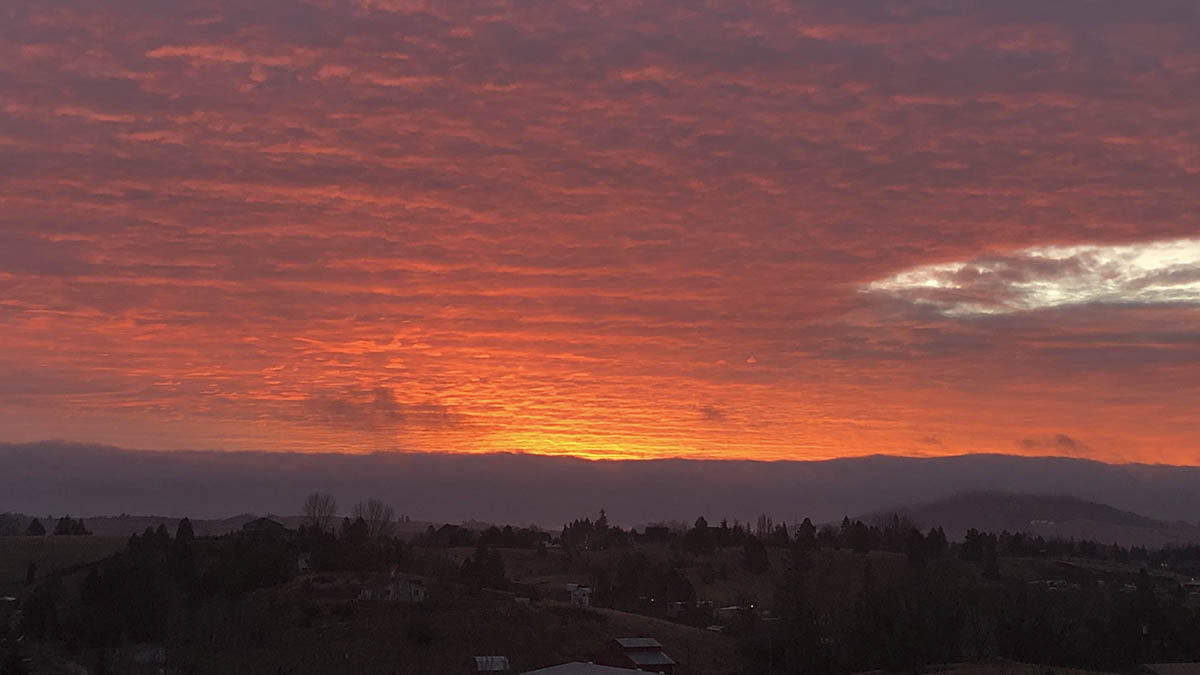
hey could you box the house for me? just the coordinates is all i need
[566,583,592,608]
[239,517,288,540]
[595,638,677,674]
[129,643,169,675]
[132,644,167,665]
[357,587,375,601]
[475,655,511,672]
[714,605,748,624]
[641,526,670,542]
[523,663,641,674]
[296,552,312,573]
[386,577,427,603]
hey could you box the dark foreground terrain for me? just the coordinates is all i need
[4,500,1200,673]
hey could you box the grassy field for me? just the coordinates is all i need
[0,536,126,588]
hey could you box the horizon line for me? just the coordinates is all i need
[4,438,1196,469]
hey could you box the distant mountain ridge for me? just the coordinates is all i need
[5,441,1200,529]
[872,491,1200,547]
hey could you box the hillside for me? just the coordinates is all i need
[875,491,1200,547]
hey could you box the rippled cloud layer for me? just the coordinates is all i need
[1,0,1198,463]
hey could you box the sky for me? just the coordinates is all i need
[1,0,1198,464]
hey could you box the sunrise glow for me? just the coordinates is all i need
[1,1,1198,464]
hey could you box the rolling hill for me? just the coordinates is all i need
[872,491,1200,547]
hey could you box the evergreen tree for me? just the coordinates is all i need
[175,517,195,545]
[772,548,823,671]
[796,517,817,549]
[905,528,927,570]
[25,518,45,536]
[742,536,770,573]
[688,516,712,553]
[53,516,73,536]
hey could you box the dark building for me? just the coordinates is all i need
[595,638,676,674]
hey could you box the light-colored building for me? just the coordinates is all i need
[714,605,747,623]
[386,577,427,603]
[475,655,511,672]
[565,583,592,608]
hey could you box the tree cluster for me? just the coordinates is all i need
[460,544,508,590]
[745,550,1200,675]
[590,551,695,611]
[52,516,91,536]
[560,509,629,550]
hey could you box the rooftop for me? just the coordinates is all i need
[523,663,640,675]
[613,637,662,650]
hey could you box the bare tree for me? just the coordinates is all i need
[351,498,395,539]
[302,491,338,532]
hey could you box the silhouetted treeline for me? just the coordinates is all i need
[741,550,1200,674]
[51,516,91,536]
[298,516,407,573]
[411,522,551,549]
[591,551,696,612]
[636,511,1174,568]
[20,519,295,651]
[13,504,1200,675]
[0,514,92,537]
[14,514,414,673]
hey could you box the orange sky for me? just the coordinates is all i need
[1,1,1198,463]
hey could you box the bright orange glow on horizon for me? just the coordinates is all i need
[1,1,1198,464]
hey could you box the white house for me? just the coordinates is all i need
[565,583,592,608]
[475,655,510,672]
[386,577,427,603]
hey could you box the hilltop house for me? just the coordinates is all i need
[239,517,288,540]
